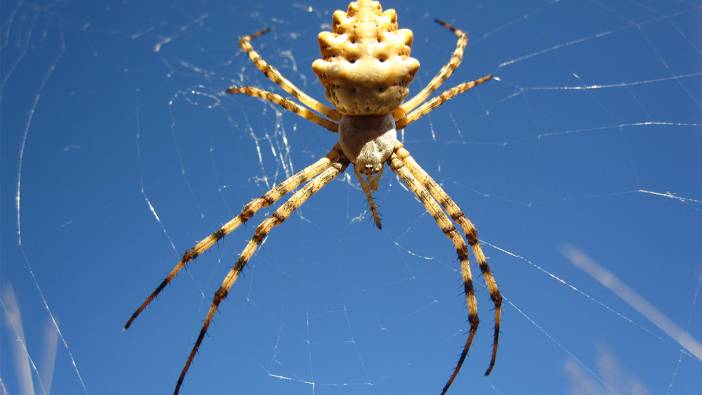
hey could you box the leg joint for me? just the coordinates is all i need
[491,291,503,307]
[183,248,199,261]
[394,146,410,160]
[263,194,276,205]
[456,247,469,261]
[465,227,478,245]
[211,228,226,241]
[389,157,404,170]
[215,288,229,301]
[468,312,480,329]
[272,212,285,223]
[441,224,457,235]
[252,229,267,243]
[241,202,258,221]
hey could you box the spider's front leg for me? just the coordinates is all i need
[238,28,341,121]
[396,19,469,118]
[395,75,493,130]
[393,143,503,377]
[174,153,350,395]
[124,145,345,330]
[226,86,339,132]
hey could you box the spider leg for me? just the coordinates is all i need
[174,155,349,395]
[239,28,341,121]
[388,150,479,395]
[124,145,344,330]
[227,86,339,132]
[354,166,383,229]
[395,143,502,376]
[395,19,468,119]
[396,75,493,130]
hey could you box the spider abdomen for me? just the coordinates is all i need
[312,0,420,115]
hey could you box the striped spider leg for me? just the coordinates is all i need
[124,145,345,329]
[389,144,502,393]
[226,86,339,132]
[388,149,479,395]
[231,28,342,125]
[394,18,470,119]
[174,153,350,394]
[393,143,503,376]
[393,18,493,128]
[396,75,493,129]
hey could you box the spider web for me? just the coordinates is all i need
[2,0,701,394]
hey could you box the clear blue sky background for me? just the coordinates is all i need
[2,0,701,394]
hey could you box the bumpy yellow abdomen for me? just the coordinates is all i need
[312,0,420,115]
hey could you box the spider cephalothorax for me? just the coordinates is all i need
[126,1,502,394]
[338,113,397,175]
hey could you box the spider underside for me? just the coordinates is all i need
[125,1,503,394]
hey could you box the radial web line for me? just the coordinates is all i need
[1,290,49,395]
[17,249,90,394]
[503,294,616,393]
[498,6,701,68]
[637,189,702,205]
[135,89,177,253]
[134,90,207,300]
[168,89,207,218]
[481,240,660,338]
[523,72,702,91]
[13,22,90,394]
[594,0,702,111]
[665,270,702,394]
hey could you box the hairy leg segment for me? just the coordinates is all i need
[389,142,502,392]
[125,145,345,330]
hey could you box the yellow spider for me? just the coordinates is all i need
[125,1,502,394]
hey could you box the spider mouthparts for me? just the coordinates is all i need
[358,162,384,176]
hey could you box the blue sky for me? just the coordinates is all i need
[2,0,702,394]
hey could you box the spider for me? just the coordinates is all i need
[125,1,503,394]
